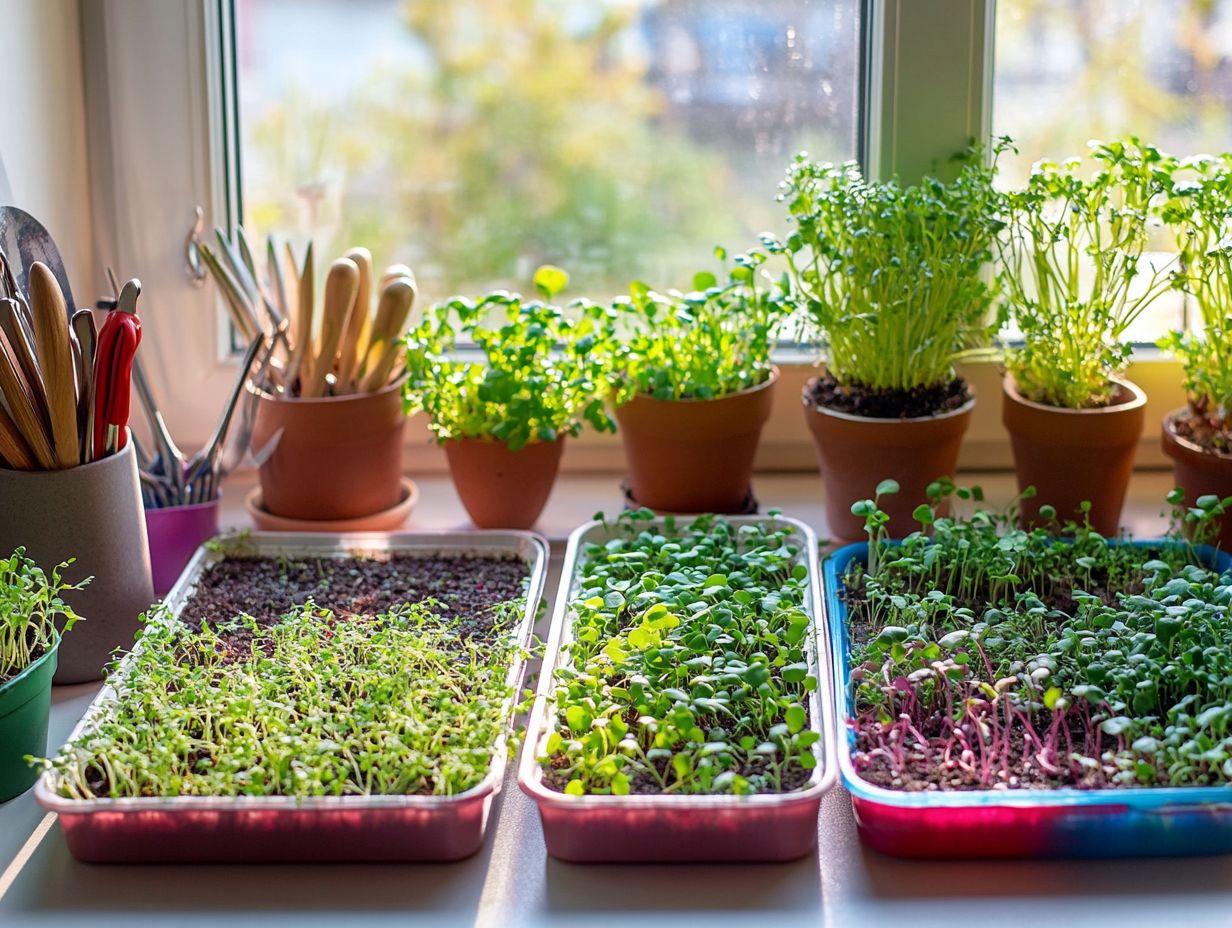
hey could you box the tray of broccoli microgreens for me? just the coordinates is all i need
[35,530,548,864]
[825,480,1232,859]
[519,510,835,863]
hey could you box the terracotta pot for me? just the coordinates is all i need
[615,370,778,513]
[444,436,565,529]
[1162,409,1232,548]
[801,380,975,541]
[1002,376,1146,535]
[250,380,407,521]
[0,438,154,683]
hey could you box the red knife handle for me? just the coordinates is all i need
[92,313,142,459]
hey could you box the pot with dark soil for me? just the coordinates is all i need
[35,531,548,863]
[611,251,790,513]
[0,548,83,802]
[774,148,1004,540]
[828,484,1232,858]
[802,375,976,539]
[520,511,834,863]
[997,140,1174,534]
[1157,153,1232,547]
[403,268,618,529]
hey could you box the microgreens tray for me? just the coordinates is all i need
[35,530,548,864]
[519,513,836,863]
[825,540,1232,859]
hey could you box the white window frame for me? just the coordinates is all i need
[76,0,1182,470]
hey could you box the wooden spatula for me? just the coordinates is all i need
[28,262,79,467]
[359,277,417,393]
[302,257,359,398]
[0,326,56,468]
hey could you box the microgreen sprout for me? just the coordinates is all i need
[771,145,1005,394]
[542,511,820,796]
[1,547,86,682]
[402,267,620,450]
[843,485,1232,791]
[613,247,792,401]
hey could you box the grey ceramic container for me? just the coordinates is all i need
[0,439,154,683]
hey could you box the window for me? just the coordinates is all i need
[234,0,861,300]
[994,0,1232,340]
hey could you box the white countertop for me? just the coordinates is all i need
[2,472,1226,928]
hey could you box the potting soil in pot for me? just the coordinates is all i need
[43,552,530,800]
[808,373,971,419]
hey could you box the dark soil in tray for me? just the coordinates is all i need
[1173,407,1232,455]
[180,553,528,643]
[808,373,971,419]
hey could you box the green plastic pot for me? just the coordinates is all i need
[0,636,58,803]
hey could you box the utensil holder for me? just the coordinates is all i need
[0,438,155,683]
[144,495,222,595]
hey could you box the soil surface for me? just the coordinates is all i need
[1173,407,1232,455]
[179,553,528,643]
[808,374,971,419]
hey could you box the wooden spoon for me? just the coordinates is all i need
[302,257,359,398]
[358,277,417,393]
[335,247,372,392]
[28,262,79,467]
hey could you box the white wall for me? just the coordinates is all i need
[0,0,94,296]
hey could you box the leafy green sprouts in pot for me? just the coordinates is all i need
[1158,153,1232,432]
[402,266,621,450]
[770,146,1006,394]
[612,247,793,402]
[998,137,1178,409]
[0,548,86,682]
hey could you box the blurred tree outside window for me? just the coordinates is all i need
[236,0,860,304]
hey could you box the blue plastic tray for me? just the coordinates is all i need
[825,540,1232,858]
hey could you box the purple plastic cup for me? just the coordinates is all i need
[144,496,222,596]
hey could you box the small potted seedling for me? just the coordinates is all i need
[1159,153,1232,546]
[203,230,419,528]
[402,266,618,529]
[997,138,1175,533]
[0,547,84,802]
[825,480,1232,858]
[774,147,1005,539]
[611,248,791,513]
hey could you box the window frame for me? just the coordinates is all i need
[79,0,1183,470]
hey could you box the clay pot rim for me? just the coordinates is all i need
[248,373,407,405]
[1162,407,1232,461]
[621,366,780,407]
[801,377,976,423]
[1002,375,1147,416]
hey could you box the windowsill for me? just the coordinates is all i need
[219,469,1183,545]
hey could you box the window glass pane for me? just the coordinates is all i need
[994,0,1232,340]
[235,0,861,300]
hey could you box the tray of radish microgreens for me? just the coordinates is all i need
[519,510,835,863]
[826,480,1232,859]
[34,531,547,864]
